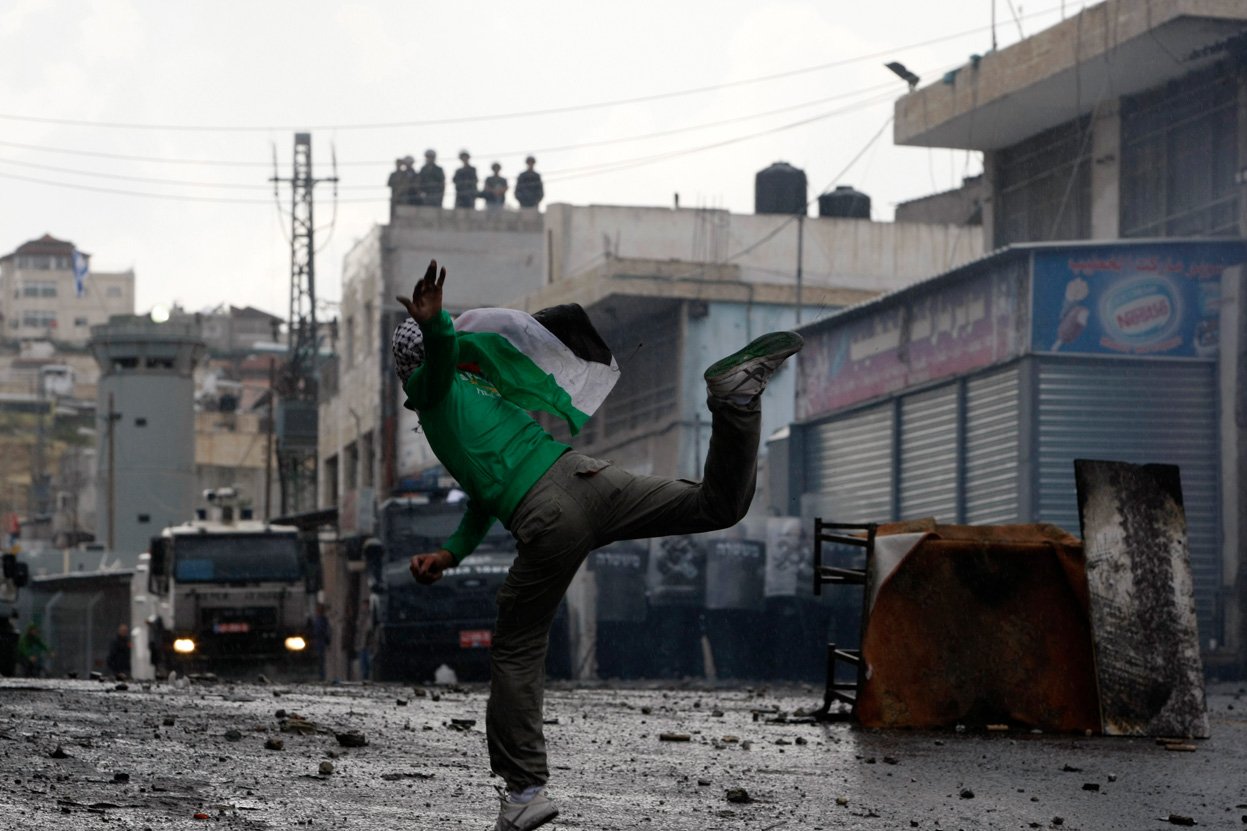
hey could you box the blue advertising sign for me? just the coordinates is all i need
[1031,245,1239,358]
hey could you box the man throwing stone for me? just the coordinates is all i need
[395,259,802,830]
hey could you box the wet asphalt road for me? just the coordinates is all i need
[0,678,1244,830]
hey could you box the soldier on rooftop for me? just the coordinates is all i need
[515,156,544,209]
[418,150,445,208]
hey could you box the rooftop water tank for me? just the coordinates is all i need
[818,185,871,219]
[755,162,808,215]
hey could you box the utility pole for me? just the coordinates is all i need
[269,133,337,516]
[106,393,116,551]
[795,214,805,326]
[264,357,275,520]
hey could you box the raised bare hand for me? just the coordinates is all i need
[396,259,446,324]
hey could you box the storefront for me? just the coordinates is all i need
[784,240,1246,651]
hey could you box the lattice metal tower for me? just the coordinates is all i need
[270,133,337,516]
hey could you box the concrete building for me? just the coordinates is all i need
[0,235,134,345]
[170,304,282,356]
[319,198,982,678]
[89,316,206,563]
[851,0,1247,674]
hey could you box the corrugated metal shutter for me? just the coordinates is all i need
[1036,360,1219,640]
[805,403,894,522]
[899,385,959,522]
[965,367,1021,524]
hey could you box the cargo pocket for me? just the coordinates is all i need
[513,498,562,546]
[573,457,612,478]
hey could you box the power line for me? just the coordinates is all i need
[0,138,274,168]
[0,83,904,204]
[0,170,274,204]
[0,82,900,182]
[0,156,271,190]
[474,83,901,160]
[0,2,1070,134]
[545,92,894,184]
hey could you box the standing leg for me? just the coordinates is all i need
[487,453,599,791]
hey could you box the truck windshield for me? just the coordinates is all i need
[173,534,304,583]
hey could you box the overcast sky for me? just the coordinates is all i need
[0,0,1090,321]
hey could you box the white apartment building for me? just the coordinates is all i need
[0,234,134,345]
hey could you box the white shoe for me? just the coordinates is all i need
[704,331,804,401]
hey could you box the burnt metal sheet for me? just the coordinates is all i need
[1074,459,1209,739]
[1037,360,1219,641]
[856,522,1101,733]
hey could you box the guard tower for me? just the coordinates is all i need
[89,315,206,564]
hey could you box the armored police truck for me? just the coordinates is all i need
[134,489,317,678]
[369,496,571,683]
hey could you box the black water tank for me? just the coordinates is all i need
[755,162,807,215]
[818,185,871,219]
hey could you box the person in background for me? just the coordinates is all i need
[419,149,446,208]
[18,622,49,677]
[483,162,508,209]
[514,156,544,209]
[147,614,170,678]
[386,154,416,214]
[454,150,479,209]
[106,623,131,679]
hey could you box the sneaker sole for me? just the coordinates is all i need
[703,331,804,382]
[497,803,559,831]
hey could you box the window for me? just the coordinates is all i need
[324,455,339,506]
[994,117,1092,247]
[105,286,122,298]
[1121,62,1239,238]
[74,317,89,327]
[21,310,56,328]
[345,441,359,490]
[360,431,375,487]
[22,281,56,297]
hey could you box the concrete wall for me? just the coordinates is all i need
[1090,102,1122,239]
[386,206,545,310]
[97,373,197,562]
[321,227,386,506]
[194,409,270,517]
[894,176,984,228]
[545,204,983,298]
[894,0,1247,150]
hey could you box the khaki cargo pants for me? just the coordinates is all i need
[487,398,760,790]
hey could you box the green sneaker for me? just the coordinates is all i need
[704,331,804,401]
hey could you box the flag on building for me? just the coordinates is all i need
[71,249,88,298]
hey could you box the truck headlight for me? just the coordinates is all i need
[284,636,307,652]
[172,638,196,654]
